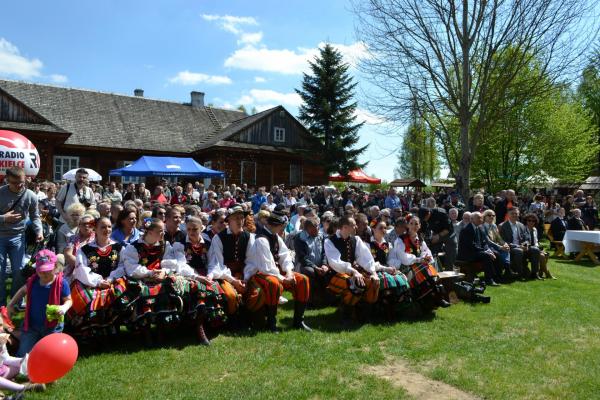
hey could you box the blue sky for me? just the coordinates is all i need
[0,0,402,181]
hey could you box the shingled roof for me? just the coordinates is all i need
[0,80,247,153]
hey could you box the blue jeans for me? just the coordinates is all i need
[17,324,64,357]
[0,234,26,306]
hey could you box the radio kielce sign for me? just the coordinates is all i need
[0,130,40,179]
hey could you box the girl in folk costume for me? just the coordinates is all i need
[9,250,72,356]
[120,218,185,335]
[63,213,96,283]
[369,221,410,317]
[166,216,227,345]
[68,217,135,336]
[388,215,450,311]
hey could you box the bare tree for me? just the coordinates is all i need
[355,0,598,197]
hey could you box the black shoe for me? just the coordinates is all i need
[266,306,279,334]
[438,298,451,308]
[486,279,501,287]
[292,302,312,332]
[196,321,211,346]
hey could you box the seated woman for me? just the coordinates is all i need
[68,217,135,337]
[524,214,555,280]
[166,216,227,345]
[56,203,86,254]
[120,218,186,337]
[369,221,410,316]
[388,215,450,311]
[482,210,516,280]
[111,206,141,246]
[63,213,96,283]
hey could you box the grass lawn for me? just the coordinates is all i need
[25,258,600,400]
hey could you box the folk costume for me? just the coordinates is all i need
[388,234,448,310]
[120,239,186,327]
[368,238,410,308]
[68,240,136,335]
[324,232,379,306]
[246,211,311,332]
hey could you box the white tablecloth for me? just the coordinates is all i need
[562,230,600,253]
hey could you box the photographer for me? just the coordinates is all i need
[55,168,95,222]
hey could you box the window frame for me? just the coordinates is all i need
[53,156,79,181]
[241,161,257,186]
[289,163,303,186]
[274,127,285,143]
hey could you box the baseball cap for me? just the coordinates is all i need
[35,249,57,272]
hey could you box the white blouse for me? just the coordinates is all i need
[120,239,178,279]
[164,236,208,279]
[246,228,294,281]
[388,235,432,269]
[73,240,125,287]
[207,228,255,282]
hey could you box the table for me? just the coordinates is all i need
[438,271,466,304]
[562,230,600,264]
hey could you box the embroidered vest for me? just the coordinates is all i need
[185,241,207,276]
[328,234,357,264]
[133,241,164,270]
[218,230,250,275]
[369,240,389,265]
[82,242,123,279]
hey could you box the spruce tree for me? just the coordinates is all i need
[296,44,368,175]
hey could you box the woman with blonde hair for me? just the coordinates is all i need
[56,203,86,254]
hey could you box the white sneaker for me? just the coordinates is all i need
[278,296,288,305]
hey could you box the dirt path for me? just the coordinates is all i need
[366,359,480,400]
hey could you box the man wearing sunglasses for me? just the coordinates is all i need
[0,166,43,306]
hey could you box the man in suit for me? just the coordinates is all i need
[499,207,540,280]
[458,212,500,286]
[567,208,587,231]
[420,203,457,270]
[550,207,568,241]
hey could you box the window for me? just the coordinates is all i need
[203,161,212,188]
[118,161,145,184]
[274,127,285,142]
[241,161,257,186]
[54,156,79,181]
[290,164,303,186]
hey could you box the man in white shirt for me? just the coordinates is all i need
[324,216,380,324]
[499,207,539,279]
[247,210,311,332]
[55,168,96,222]
[102,181,123,204]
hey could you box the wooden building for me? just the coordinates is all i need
[0,80,326,187]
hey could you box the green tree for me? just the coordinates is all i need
[237,105,248,114]
[296,44,368,175]
[578,50,600,167]
[394,119,440,183]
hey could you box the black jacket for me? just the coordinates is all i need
[550,217,568,241]
[458,223,490,261]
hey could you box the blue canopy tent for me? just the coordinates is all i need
[109,156,225,179]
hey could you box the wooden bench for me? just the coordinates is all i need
[544,224,566,259]
[454,260,483,282]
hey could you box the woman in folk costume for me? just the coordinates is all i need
[120,218,186,338]
[207,206,255,325]
[324,216,380,325]
[166,216,227,345]
[246,210,311,333]
[369,221,410,318]
[68,217,136,337]
[62,213,96,283]
[388,215,450,311]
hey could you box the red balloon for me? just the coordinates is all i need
[27,333,78,384]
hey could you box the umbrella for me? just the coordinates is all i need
[62,168,102,182]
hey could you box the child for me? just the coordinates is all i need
[8,250,72,357]
[0,314,45,395]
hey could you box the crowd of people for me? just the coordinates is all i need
[0,166,597,395]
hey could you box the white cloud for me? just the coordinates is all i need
[238,31,263,45]
[254,76,266,83]
[224,41,370,75]
[49,74,68,83]
[236,89,302,109]
[0,38,43,79]
[168,70,232,85]
[354,108,386,125]
[201,14,258,35]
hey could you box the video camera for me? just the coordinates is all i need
[453,279,490,304]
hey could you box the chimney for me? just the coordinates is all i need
[191,91,205,108]
[134,89,144,97]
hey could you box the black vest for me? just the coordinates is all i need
[184,241,208,276]
[369,240,389,265]
[218,230,251,264]
[255,226,281,269]
[81,242,123,279]
[132,241,164,269]
[165,229,186,246]
[328,234,357,264]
